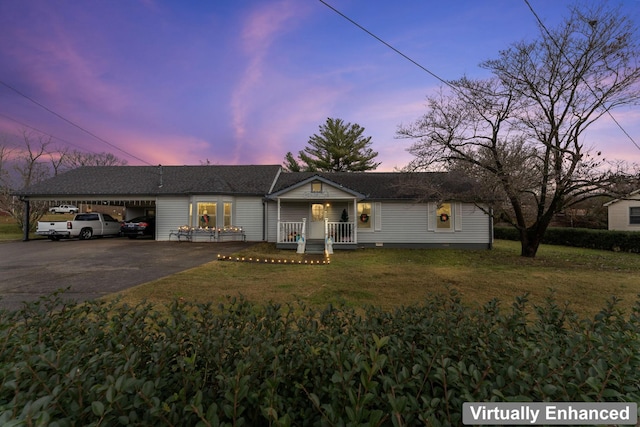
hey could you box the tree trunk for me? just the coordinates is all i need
[519,228,543,258]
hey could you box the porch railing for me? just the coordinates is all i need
[327,221,355,244]
[278,220,304,243]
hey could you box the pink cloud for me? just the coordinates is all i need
[230,1,311,160]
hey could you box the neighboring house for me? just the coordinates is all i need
[604,190,640,231]
[16,165,493,251]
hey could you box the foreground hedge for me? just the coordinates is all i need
[1,291,639,426]
[495,226,640,253]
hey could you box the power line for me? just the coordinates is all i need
[0,80,153,164]
[522,0,640,152]
[0,112,105,154]
[318,0,456,91]
[320,0,640,155]
[317,1,515,111]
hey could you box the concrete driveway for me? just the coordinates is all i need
[0,237,255,312]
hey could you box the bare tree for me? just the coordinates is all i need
[399,3,640,257]
[0,131,55,231]
[62,150,128,169]
[0,143,12,195]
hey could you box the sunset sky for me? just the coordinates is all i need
[1,0,639,171]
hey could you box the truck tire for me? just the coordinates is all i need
[79,228,93,240]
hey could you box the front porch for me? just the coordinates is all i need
[276,218,357,253]
[268,174,368,254]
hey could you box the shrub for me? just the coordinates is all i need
[494,226,640,253]
[1,290,639,426]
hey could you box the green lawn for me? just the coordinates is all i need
[2,214,638,318]
[0,214,76,241]
[0,218,24,241]
[110,240,640,319]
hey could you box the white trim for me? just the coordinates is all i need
[374,202,382,231]
[454,202,462,231]
[427,202,436,231]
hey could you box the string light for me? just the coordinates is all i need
[216,254,330,265]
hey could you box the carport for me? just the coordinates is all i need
[15,164,283,243]
[19,197,157,241]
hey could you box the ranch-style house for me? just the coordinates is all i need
[17,165,494,253]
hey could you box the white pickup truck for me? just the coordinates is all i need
[37,213,121,241]
[48,204,79,214]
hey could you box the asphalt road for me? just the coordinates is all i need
[0,237,255,312]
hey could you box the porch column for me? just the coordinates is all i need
[277,198,281,243]
[353,198,357,244]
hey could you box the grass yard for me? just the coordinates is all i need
[0,213,78,241]
[109,240,640,319]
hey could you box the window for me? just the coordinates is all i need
[436,203,452,230]
[197,202,216,228]
[631,207,640,225]
[357,203,371,229]
[311,181,322,193]
[311,203,325,222]
[223,202,232,227]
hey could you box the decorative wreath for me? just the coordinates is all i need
[439,213,450,222]
[360,213,369,223]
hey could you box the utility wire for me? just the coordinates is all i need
[318,0,456,91]
[317,1,515,111]
[523,0,640,152]
[0,112,105,155]
[321,0,640,154]
[0,80,153,164]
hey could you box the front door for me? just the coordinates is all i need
[309,203,325,239]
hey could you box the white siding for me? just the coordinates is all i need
[267,202,278,242]
[607,196,640,231]
[156,197,189,241]
[357,202,491,246]
[235,198,265,241]
[279,182,356,200]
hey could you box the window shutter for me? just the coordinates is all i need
[427,202,436,231]
[454,202,463,231]
[374,202,382,231]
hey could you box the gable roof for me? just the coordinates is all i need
[267,174,366,199]
[16,166,478,202]
[603,189,640,207]
[17,165,282,197]
[270,172,477,201]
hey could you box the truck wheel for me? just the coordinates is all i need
[79,228,93,240]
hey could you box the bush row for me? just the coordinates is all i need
[494,226,640,253]
[1,290,639,426]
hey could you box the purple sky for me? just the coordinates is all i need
[1,0,639,171]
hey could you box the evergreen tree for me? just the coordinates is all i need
[283,118,380,172]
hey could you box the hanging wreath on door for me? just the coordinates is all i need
[360,213,369,223]
[439,213,450,222]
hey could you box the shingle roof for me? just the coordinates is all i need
[17,165,282,196]
[17,166,478,201]
[271,172,477,201]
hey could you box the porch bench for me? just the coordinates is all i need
[217,226,246,242]
[169,227,193,242]
[190,228,217,242]
[170,227,215,242]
